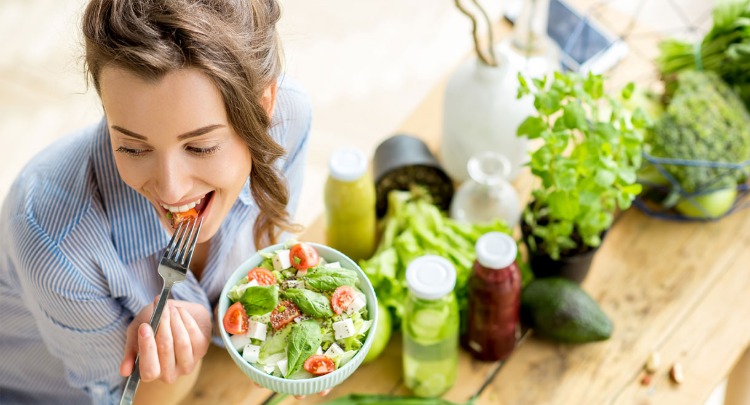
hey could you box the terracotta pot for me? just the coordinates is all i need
[521,221,604,284]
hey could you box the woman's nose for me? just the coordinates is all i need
[155,153,191,203]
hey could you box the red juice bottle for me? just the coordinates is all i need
[461,232,521,361]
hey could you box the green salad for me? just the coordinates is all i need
[223,240,372,379]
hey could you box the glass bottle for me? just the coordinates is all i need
[450,151,521,227]
[461,232,521,361]
[324,147,376,262]
[403,256,459,398]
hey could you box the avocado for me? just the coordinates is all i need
[521,278,613,343]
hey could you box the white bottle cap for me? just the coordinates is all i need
[406,255,456,300]
[328,147,368,182]
[475,232,517,270]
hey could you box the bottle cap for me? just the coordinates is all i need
[329,147,368,182]
[475,232,517,270]
[406,255,456,300]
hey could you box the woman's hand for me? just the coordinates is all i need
[120,298,212,384]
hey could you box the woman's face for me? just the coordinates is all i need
[99,67,252,242]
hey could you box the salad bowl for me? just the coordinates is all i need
[218,242,379,396]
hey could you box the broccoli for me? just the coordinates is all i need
[648,71,750,192]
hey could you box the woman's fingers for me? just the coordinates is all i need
[171,305,195,374]
[319,388,332,396]
[178,306,209,358]
[155,301,176,384]
[136,323,159,381]
[119,323,138,377]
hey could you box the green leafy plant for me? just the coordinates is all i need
[657,0,750,108]
[516,71,648,260]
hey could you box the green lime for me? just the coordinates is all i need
[363,301,392,364]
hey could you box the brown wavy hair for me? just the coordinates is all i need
[82,0,301,247]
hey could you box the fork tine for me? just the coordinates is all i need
[165,220,187,257]
[181,217,203,267]
[168,220,191,261]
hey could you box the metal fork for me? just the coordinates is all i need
[119,216,204,405]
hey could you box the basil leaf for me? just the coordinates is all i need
[281,288,333,318]
[303,266,358,291]
[286,320,321,377]
[240,285,279,316]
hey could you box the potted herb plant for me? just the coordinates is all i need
[516,72,648,283]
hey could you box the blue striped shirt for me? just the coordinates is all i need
[0,77,311,404]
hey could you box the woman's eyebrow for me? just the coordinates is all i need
[110,124,226,140]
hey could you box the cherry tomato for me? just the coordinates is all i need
[223,302,248,335]
[247,267,276,286]
[331,285,356,315]
[303,355,336,376]
[289,243,320,271]
[167,207,198,228]
[270,300,301,330]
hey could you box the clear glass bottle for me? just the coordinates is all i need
[461,232,521,361]
[403,256,459,398]
[324,148,376,262]
[450,151,521,227]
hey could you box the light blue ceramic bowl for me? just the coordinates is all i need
[218,242,378,396]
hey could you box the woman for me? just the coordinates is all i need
[0,0,310,403]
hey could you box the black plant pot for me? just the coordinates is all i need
[521,221,604,284]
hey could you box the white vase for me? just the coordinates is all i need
[441,0,560,183]
[440,55,535,183]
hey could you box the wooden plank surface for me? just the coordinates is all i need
[475,208,750,404]
[179,3,743,405]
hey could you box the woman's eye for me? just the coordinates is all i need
[115,146,149,157]
[186,145,220,156]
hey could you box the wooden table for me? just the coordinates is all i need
[181,5,750,405]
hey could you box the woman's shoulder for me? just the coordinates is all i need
[273,76,312,128]
[2,122,103,243]
[271,76,312,154]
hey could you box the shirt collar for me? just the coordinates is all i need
[238,177,254,206]
[91,118,170,264]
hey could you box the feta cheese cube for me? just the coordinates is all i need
[296,269,308,278]
[237,279,259,296]
[285,279,300,289]
[247,320,268,341]
[333,318,356,340]
[324,343,344,358]
[263,364,276,374]
[316,346,323,356]
[277,358,288,377]
[345,296,366,315]
[242,344,261,363]
[230,333,251,352]
[273,249,292,271]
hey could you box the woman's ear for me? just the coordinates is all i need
[262,80,277,118]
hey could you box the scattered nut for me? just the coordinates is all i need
[640,374,653,386]
[670,362,685,384]
[645,351,661,374]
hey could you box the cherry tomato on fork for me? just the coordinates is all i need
[223,302,248,334]
[289,243,319,271]
[247,267,276,286]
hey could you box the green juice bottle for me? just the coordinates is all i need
[324,148,376,262]
[403,255,459,398]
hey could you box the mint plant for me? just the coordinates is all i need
[516,72,648,260]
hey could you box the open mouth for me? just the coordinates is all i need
[162,191,214,229]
